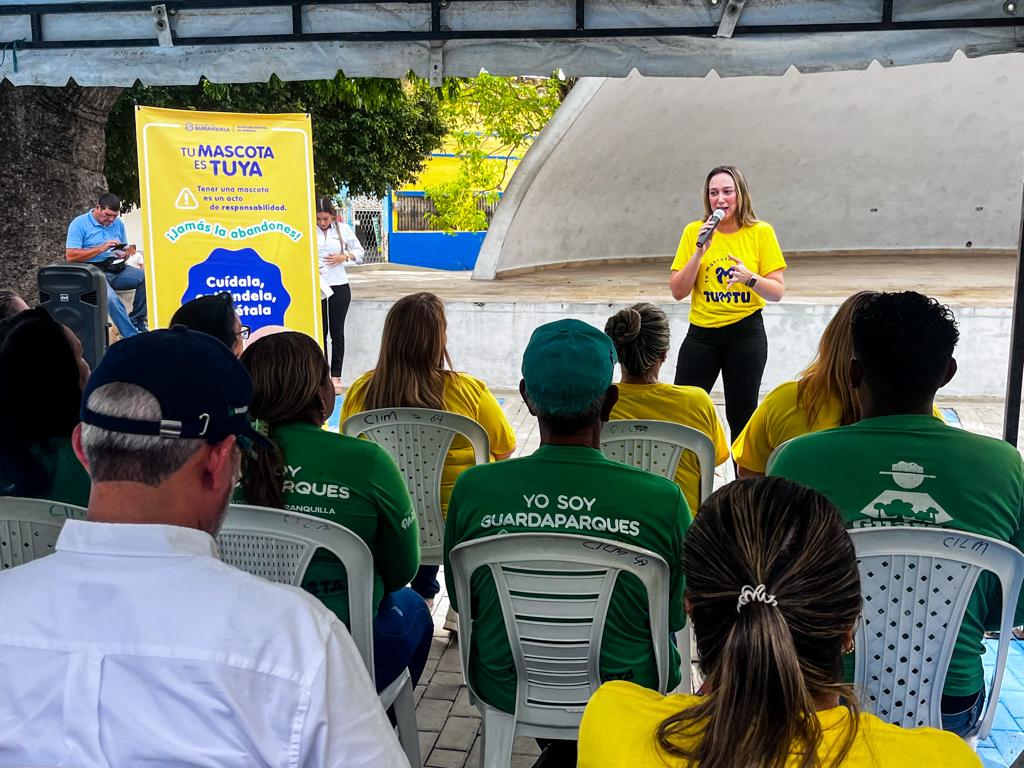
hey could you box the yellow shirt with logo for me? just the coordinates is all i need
[578,681,981,768]
[610,382,729,514]
[341,370,516,515]
[732,380,944,475]
[671,219,787,328]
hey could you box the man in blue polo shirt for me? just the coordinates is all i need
[65,192,147,337]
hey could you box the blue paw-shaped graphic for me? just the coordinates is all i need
[181,247,291,330]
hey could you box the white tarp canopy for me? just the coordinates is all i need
[1,0,1023,86]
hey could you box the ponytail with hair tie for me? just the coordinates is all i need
[658,477,863,768]
[736,583,778,612]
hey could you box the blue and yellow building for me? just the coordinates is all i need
[386,136,522,271]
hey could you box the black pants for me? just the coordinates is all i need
[674,310,768,439]
[321,284,352,378]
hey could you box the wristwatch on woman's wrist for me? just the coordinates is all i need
[746,275,758,288]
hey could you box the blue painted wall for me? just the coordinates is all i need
[386,190,492,271]
[388,230,486,270]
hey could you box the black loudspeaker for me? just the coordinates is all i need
[38,264,109,371]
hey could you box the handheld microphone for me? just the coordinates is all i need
[696,208,726,248]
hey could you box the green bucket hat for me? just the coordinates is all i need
[521,319,617,416]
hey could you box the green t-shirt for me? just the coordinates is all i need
[769,414,1024,697]
[0,439,90,508]
[236,422,418,626]
[444,444,690,714]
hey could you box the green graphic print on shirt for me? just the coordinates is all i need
[235,422,418,627]
[770,414,1024,697]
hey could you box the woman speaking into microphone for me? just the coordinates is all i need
[669,165,787,440]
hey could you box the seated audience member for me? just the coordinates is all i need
[64,192,148,337]
[605,303,728,512]
[238,331,431,691]
[0,327,407,767]
[733,290,944,478]
[0,289,29,319]
[732,290,876,476]
[444,318,691,766]
[342,291,515,605]
[578,477,980,768]
[770,291,1024,737]
[0,307,91,506]
[170,292,248,356]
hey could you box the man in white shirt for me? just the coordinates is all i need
[0,326,408,768]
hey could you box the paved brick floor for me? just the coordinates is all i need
[338,391,1020,767]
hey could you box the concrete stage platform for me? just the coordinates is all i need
[340,253,1016,397]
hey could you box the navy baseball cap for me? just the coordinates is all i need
[81,325,272,452]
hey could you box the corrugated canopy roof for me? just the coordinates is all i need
[1,0,1023,85]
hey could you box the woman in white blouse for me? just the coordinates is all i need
[316,196,364,390]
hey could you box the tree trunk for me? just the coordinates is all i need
[0,83,122,301]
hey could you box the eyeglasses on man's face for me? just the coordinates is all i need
[237,325,251,340]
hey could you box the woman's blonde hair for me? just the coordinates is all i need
[659,477,862,768]
[604,302,670,377]
[797,291,878,427]
[702,165,759,228]
[362,292,454,410]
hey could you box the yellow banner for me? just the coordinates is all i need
[135,106,320,339]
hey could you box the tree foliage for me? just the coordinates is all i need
[424,73,563,232]
[104,75,447,209]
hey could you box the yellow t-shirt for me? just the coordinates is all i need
[341,370,516,515]
[732,380,838,474]
[610,382,729,514]
[732,380,944,475]
[578,681,981,768]
[671,219,787,328]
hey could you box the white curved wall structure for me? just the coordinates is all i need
[475,53,1024,279]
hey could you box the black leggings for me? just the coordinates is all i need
[674,310,768,439]
[322,284,352,378]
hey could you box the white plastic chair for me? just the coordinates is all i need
[600,419,716,506]
[217,504,421,767]
[849,526,1024,741]
[342,407,490,565]
[600,418,711,693]
[448,532,671,766]
[0,497,87,569]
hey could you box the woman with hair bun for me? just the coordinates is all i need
[604,302,728,514]
[578,477,981,768]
